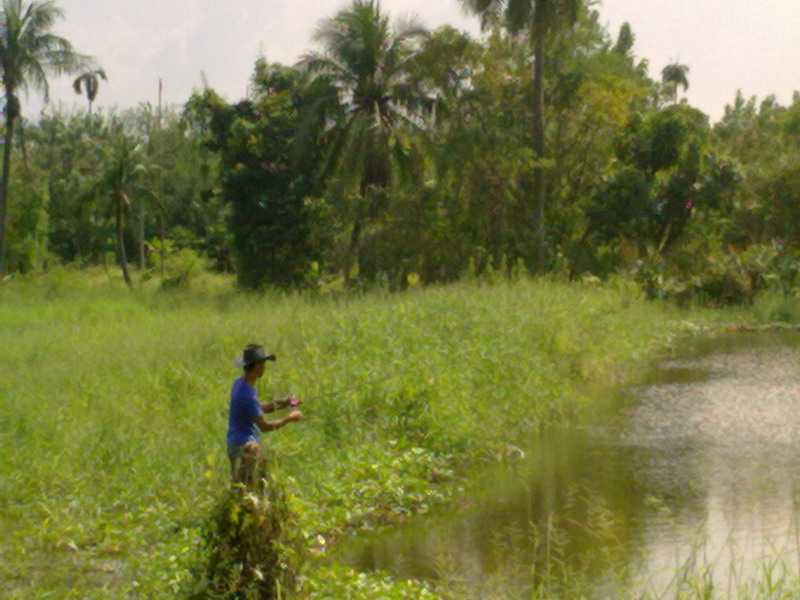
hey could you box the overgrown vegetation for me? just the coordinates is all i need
[3,1,799,302]
[3,0,800,597]
[187,460,305,600]
[2,270,776,598]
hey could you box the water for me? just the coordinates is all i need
[338,331,800,598]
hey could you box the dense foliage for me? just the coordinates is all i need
[4,2,800,597]
[1,270,767,599]
[2,0,799,301]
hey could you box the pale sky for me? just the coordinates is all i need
[15,0,800,123]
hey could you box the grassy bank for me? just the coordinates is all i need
[0,270,784,598]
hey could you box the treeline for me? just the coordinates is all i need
[3,0,800,302]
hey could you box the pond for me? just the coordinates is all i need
[337,331,800,598]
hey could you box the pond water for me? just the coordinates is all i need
[338,331,800,598]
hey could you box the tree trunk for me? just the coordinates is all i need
[138,197,146,270]
[160,212,166,282]
[532,32,546,273]
[343,219,362,287]
[0,105,16,276]
[116,192,133,289]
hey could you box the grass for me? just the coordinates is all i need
[0,267,794,598]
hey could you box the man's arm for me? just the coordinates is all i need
[260,396,303,413]
[259,400,281,413]
[255,410,302,432]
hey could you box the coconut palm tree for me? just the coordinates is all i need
[661,62,689,104]
[0,0,91,275]
[298,0,430,284]
[99,124,146,289]
[461,0,581,272]
[72,68,107,115]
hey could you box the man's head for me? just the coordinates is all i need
[240,344,276,376]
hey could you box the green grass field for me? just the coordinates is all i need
[0,269,790,598]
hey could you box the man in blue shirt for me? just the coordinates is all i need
[227,344,302,483]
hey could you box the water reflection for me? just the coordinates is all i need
[338,332,800,597]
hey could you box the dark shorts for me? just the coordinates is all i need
[227,441,261,478]
[227,443,245,468]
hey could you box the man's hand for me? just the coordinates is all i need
[284,395,304,408]
[261,396,304,413]
[256,409,302,431]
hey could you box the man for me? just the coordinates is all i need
[227,344,302,484]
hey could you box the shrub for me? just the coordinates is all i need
[187,461,306,600]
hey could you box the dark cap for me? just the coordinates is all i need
[234,344,276,367]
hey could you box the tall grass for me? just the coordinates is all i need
[0,269,777,598]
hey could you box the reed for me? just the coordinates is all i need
[0,269,770,598]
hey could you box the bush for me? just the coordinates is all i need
[753,288,800,324]
[187,461,306,600]
[140,240,215,290]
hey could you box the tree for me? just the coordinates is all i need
[661,61,689,104]
[28,109,110,263]
[5,159,50,272]
[98,124,146,288]
[713,92,800,248]
[461,0,581,271]
[72,68,106,115]
[613,22,634,58]
[19,104,226,272]
[298,0,430,285]
[186,64,322,289]
[0,0,91,275]
[586,105,737,261]
[544,13,652,273]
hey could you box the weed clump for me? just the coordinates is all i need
[187,461,305,600]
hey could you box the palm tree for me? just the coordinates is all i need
[661,62,689,104]
[0,0,91,275]
[298,0,430,284]
[461,0,581,272]
[99,125,146,289]
[72,68,107,115]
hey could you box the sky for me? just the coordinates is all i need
[12,0,800,123]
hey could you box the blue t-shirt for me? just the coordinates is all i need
[227,377,264,447]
